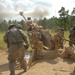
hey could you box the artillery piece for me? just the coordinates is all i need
[19,11,55,50]
[19,11,75,70]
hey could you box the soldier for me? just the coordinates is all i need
[53,28,64,50]
[69,26,75,47]
[3,24,29,75]
[16,24,22,29]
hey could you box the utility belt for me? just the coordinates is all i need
[9,42,23,44]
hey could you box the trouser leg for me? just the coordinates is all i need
[9,60,16,75]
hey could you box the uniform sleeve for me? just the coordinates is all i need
[19,30,29,46]
[3,32,9,44]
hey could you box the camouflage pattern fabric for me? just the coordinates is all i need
[69,27,75,47]
[53,30,64,50]
[8,47,27,75]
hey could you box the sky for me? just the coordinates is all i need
[0,0,75,22]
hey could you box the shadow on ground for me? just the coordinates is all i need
[0,63,9,72]
[70,72,75,75]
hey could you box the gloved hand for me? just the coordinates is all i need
[24,42,30,49]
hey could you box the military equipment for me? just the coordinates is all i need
[19,12,55,50]
[57,47,75,58]
[61,37,75,44]
[40,29,55,50]
[19,12,28,30]
[19,12,26,21]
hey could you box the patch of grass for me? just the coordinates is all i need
[64,31,70,45]
[64,31,70,39]
[0,32,7,50]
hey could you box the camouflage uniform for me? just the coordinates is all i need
[53,28,64,49]
[4,25,29,75]
[69,27,75,47]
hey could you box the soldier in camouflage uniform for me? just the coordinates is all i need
[16,24,22,29]
[53,28,64,50]
[4,24,29,75]
[69,26,75,47]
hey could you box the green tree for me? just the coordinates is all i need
[47,16,59,31]
[71,8,75,15]
[58,7,69,30]
[8,20,12,25]
[20,20,26,30]
[0,19,8,31]
[71,8,75,27]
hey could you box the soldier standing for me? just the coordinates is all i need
[69,26,75,47]
[3,24,29,75]
[53,28,64,50]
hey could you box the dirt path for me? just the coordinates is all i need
[0,51,75,75]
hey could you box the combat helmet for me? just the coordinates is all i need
[16,24,22,29]
[8,24,16,30]
[27,17,31,20]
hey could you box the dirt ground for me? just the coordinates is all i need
[0,50,75,75]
